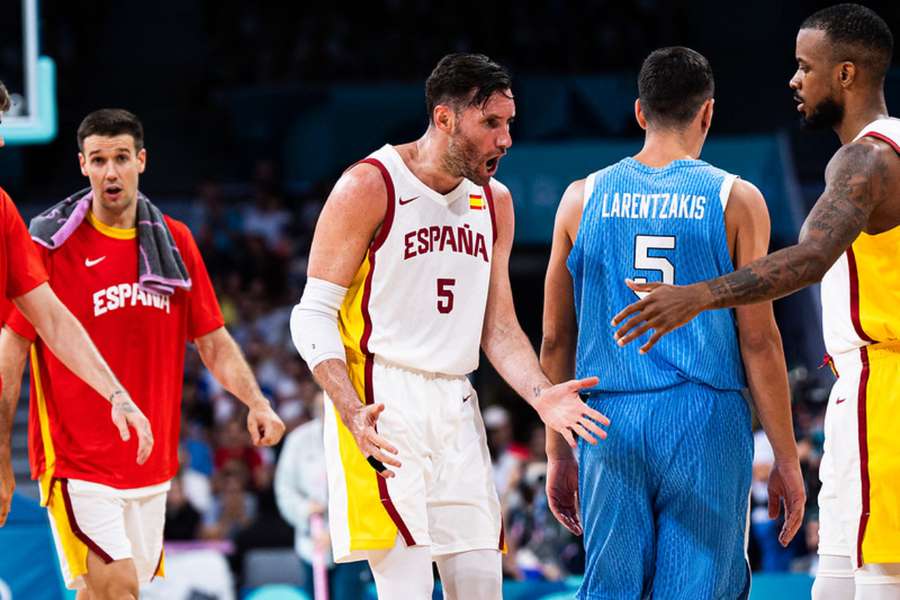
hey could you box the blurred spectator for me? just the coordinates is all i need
[165,476,202,541]
[484,405,526,501]
[179,445,214,514]
[274,392,371,598]
[202,465,258,541]
[214,416,273,491]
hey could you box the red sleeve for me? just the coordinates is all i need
[2,189,48,299]
[5,243,48,342]
[168,217,224,340]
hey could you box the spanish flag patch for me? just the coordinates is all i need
[469,194,486,210]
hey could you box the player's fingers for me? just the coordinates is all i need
[571,422,597,445]
[610,299,646,327]
[369,446,402,469]
[561,427,576,449]
[624,278,660,292]
[582,406,610,427]
[113,413,130,442]
[136,421,154,465]
[555,510,582,536]
[768,490,781,520]
[368,431,399,455]
[639,329,666,355]
[617,322,654,346]
[579,417,607,440]
[247,415,262,446]
[614,312,651,342]
[572,376,599,390]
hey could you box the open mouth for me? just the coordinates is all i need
[104,186,123,199]
[485,155,502,174]
[793,96,805,111]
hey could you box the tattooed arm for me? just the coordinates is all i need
[611,141,890,352]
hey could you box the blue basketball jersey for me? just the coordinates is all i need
[568,157,746,393]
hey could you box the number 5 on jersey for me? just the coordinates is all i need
[632,235,676,299]
[437,278,456,313]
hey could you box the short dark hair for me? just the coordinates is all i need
[77,109,144,152]
[801,4,894,82]
[425,53,512,122]
[638,47,715,128]
[0,81,10,113]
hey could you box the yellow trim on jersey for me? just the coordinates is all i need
[32,345,57,506]
[86,211,137,240]
[860,341,900,563]
[854,227,900,344]
[334,254,398,551]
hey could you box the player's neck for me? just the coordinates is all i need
[835,95,890,145]
[397,133,464,195]
[633,132,701,168]
[91,199,137,230]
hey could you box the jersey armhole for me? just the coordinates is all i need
[356,158,396,252]
[719,174,739,211]
[583,172,597,209]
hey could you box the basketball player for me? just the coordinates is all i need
[0,87,153,528]
[612,5,900,598]
[541,47,805,598]
[291,53,608,599]
[0,109,285,600]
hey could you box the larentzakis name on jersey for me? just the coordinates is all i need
[600,192,708,220]
[93,283,172,316]
[403,223,489,262]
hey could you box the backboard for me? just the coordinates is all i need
[0,0,56,145]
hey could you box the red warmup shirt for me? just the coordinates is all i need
[0,187,49,321]
[8,211,224,489]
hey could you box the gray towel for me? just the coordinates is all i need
[30,188,192,295]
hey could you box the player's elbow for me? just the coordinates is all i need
[738,329,780,356]
[540,329,575,359]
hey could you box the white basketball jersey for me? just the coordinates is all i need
[820,118,900,357]
[337,145,496,376]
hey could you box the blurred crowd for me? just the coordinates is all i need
[155,158,835,594]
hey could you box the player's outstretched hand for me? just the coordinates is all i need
[767,460,806,547]
[247,403,286,446]
[0,454,14,527]
[110,395,154,465]
[547,457,582,535]
[535,377,609,448]
[611,279,708,354]
[343,403,401,479]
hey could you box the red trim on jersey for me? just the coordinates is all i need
[484,184,498,244]
[863,131,900,156]
[856,346,871,566]
[846,247,876,343]
[59,479,114,564]
[498,519,505,551]
[358,158,396,252]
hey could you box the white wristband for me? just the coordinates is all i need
[290,277,349,370]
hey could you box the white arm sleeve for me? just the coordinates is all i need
[290,277,348,370]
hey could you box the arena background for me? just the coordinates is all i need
[0,1,898,598]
